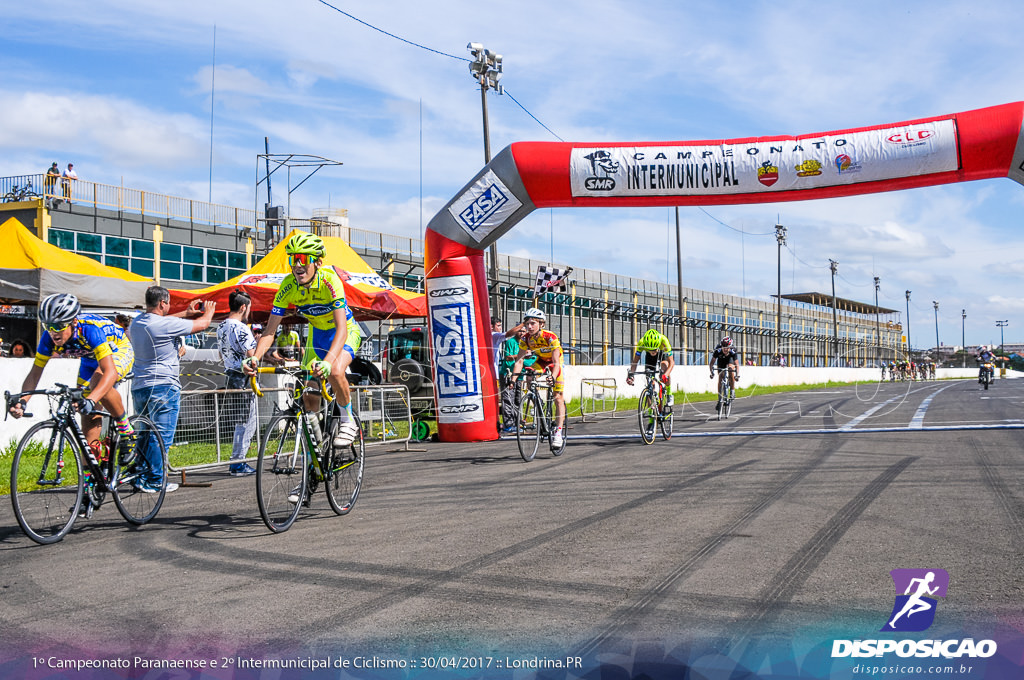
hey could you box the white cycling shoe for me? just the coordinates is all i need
[333,421,359,448]
[551,427,565,448]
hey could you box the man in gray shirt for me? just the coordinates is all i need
[129,286,215,492]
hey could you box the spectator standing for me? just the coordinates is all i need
[129,286,216,492]
[216,290,258,476]
[44,162,60,200]
[498,323,529,432]
[61,163,77,203]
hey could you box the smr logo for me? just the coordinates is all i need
[583,150,620,191]
[440,404,480,414]
[881,569,949,632]
[457,184,509,232]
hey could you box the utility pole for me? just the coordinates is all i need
[829,259,839,366]
[933,301,940,353]
[468,42,504,317]
[961,309,966,368]
[905,290,912,356]
[675,207,685,363]
[874,276,881,364]
[775,224,786,362]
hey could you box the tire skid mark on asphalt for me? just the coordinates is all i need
[723,456,917,658]
[968,437,1024,544]
[571,432,844,658]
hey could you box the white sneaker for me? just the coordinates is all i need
[333,421,359,448]
[551,427,564,448]
[287,485,303,504]
[165,482,179,493]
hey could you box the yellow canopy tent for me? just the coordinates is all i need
[0,217,152,307]
[168,229,426,321]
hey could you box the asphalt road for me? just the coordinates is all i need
[1,377,1022,679]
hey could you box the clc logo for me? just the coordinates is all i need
[887,129,933,144]
[881,568,949,632]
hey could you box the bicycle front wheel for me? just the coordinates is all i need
[660,400,674,441]
[256,413,307,533]
[517,393,542,462]
[111,415,167,525]
[324,413,364,515]
[637,389,656,444]
[11,421,84,545]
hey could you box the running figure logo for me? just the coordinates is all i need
[881,568,949,632]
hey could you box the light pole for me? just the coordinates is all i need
[468,42,504,317]
[961,309,966,368]
[829,259,839,366]
[905,290,912,356]
[996,319,1009,352]
[775,224,786,361]
[873,276,881,364]
[933,301,940,353]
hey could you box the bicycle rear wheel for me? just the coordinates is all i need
[638,389,656,444]
[11,421,84,545]
[324,411,364,515]
[517,393,542,462]
[111,415,167,525]
[256,413,306,533]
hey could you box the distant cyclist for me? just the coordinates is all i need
[8,294,137,466]
[512,308,565,448]
[976,346,996,383]
[709,336,740,404]
[243,232,361,450]
[626,329,675,411]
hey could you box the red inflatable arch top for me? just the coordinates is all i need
[425,102,1024,442]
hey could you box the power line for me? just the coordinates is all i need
[315,0,563,141]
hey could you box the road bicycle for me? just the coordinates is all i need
[512,368,566,462]
[250,363,364,533]
[5,384,167,545]
[713,366,737,420]
[4,180,40,203]
[629,368,673,444]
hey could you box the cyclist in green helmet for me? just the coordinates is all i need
[627,327,674,390]
[243,231,362,449]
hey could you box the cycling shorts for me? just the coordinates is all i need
[302,325,363,366]
[78,344,135,392]
[530,359,564,394]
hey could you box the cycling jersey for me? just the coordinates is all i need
[271,266,361,359]
[634,331,672,356]
[34,313,135,386]
[518,329,564,393]
[710,346,739,368]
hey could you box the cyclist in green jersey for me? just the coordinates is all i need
[626,329,675,407]
[243,232,362,448]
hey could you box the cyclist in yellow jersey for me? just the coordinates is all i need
[8,293,137,460]
[512,307,566,447]
[243,232,362,448]
[626,329,675,384]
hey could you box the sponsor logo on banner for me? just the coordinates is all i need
[568,119,958,198]
[756,161,779,186]
[582,150,620,191]
[448,170,523,243]
[830,568,997,661]
[834,153,863,174]
[795,159,823,177]
[426,275,483,423]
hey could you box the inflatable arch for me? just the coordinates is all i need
[424,101,1024,442]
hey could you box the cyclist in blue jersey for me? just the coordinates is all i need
[8,293,137,460]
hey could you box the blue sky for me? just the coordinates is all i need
[3,1,1024,347]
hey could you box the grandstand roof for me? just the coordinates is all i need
[776,292,898,316]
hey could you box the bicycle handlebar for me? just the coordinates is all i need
[248,361,331,400]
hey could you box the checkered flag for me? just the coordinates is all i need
[534,265,573,296]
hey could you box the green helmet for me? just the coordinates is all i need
[639,328,663,351]
[285,231,326,258]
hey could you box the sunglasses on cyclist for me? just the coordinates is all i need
[44,322,72,333]
[288,253,315,267]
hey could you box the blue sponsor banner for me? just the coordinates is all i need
[426,274,483,423]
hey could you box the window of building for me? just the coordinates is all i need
[77,233,102,254]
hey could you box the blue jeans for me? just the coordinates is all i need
[132,384,180,486]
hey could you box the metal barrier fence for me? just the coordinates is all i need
[580,378,619,422]
[169,383,414,475]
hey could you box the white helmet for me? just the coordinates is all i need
[39,293,80,327]
[523,307,546,322]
